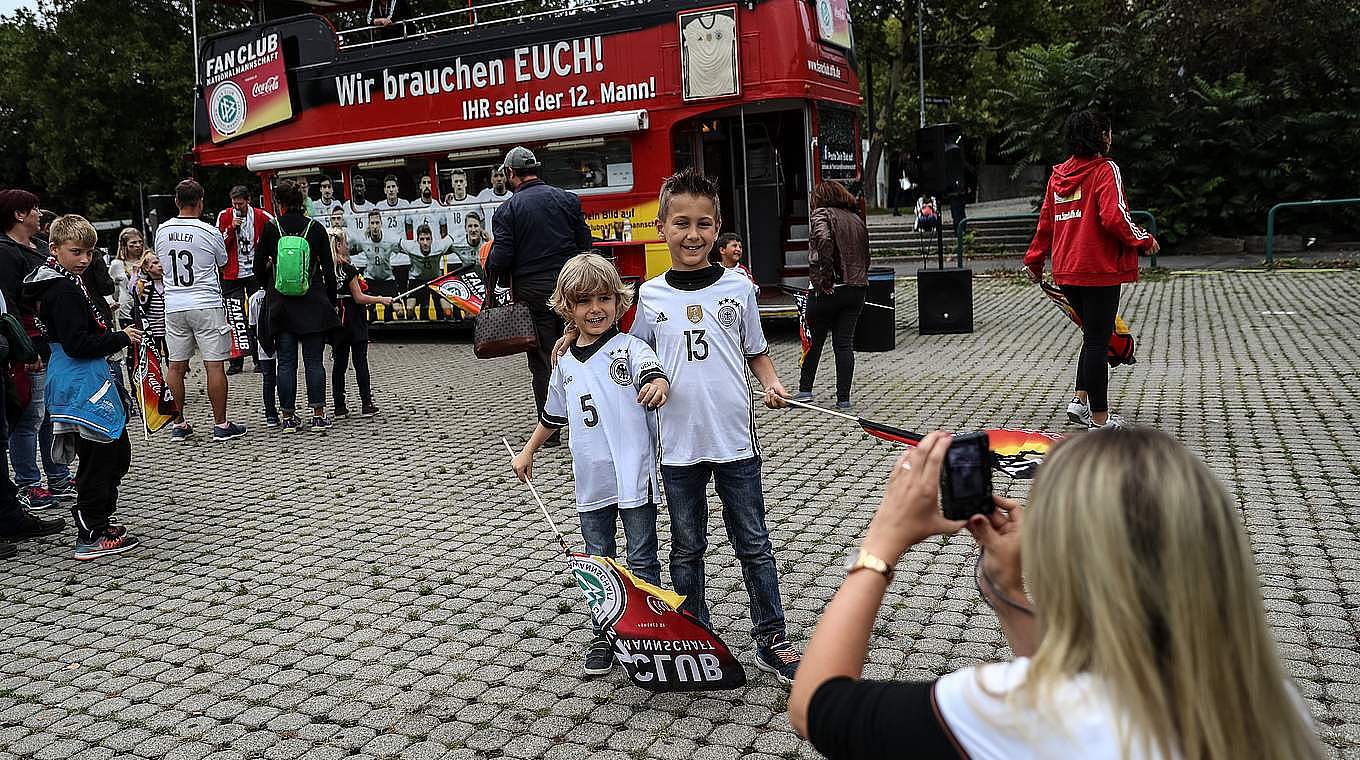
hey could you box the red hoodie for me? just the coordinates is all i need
[1023,156,1154,287]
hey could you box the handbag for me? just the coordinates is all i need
[0,313,37,364]
[473,275,539,359]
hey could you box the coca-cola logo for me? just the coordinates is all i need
[251,76,280,98]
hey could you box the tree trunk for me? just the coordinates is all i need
[862,16,911,209]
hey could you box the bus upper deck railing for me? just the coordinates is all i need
[337,0,650,50]
[1265,198,1360,263]
[954,210,1160,268]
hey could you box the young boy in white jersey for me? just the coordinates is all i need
[513,253,670,677]
[630,168,800,684]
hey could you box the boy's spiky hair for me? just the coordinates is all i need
[657,166,722,221]
[549,253,635,322]
[48,214,97,249]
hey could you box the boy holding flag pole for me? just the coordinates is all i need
[512,253,670,676]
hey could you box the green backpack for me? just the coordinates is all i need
[273,218,314,297]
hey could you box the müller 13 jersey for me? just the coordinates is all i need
[631,265,768,467]
[542,329,668,512]
[153,217,229,314]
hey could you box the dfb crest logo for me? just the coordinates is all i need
[569,555,627,628]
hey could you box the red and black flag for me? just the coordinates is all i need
[569,554,746,691]
[1039,281,1136,366]
[224,292,252,360]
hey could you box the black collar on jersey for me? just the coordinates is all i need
[569,326,619,363]
[665,263,723,291]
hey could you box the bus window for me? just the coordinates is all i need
[345,158,430,244]
[538,137,633,194]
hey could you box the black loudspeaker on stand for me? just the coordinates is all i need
[918,268,973,335]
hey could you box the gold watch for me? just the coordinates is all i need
[844,548,894,583]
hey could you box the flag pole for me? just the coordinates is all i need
[752,390,860,422]
[139,342,150,442]
[502,437,570,555]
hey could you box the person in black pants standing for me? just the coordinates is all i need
[485,146,592,448]
[1024,111,1159,429]
[796,181,870,410]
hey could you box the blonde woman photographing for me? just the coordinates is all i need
[790,428,1321,759]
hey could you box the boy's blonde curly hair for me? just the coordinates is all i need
[549,253,634,323]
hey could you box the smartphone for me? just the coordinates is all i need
[940,431,995,520]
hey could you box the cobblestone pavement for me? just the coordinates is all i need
[2,270,1359,760]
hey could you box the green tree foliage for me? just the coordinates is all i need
[994,1,1360,239]
[0,0,250,220]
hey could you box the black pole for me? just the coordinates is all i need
[936,220,944,269]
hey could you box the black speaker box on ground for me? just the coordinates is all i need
[917,268,973,335]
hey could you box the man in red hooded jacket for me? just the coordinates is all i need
[1024,111,1159,430]
[216,185,273,374]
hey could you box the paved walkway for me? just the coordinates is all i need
[2,270,1359,759]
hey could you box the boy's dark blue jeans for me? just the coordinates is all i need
[661,456,787,643]
[579,503,661,634]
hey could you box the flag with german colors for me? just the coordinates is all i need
[1039,281,1135,366]
[569,554,746,691]
[853,416,1062,479]
[134,339,180,434]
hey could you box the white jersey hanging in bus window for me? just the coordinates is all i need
[679,8,739,100]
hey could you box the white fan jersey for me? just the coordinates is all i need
[154,217,228,314]
[346,200,376,239]
[443,197,481,247]
[542,330,668,512]
[316,198,343,219]
[682,13,738,98]
[475,187,512,233]
[406,198,445,240]
[630,266,767,466]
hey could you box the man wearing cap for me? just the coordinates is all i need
[485,146,592,447]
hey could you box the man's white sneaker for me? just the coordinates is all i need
[1066,399,1092,427]
[1090,412,1127,430]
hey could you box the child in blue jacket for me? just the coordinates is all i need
[23,215,143,560]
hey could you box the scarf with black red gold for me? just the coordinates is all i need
[43,255,107,333]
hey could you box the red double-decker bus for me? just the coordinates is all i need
[193,0,861,320]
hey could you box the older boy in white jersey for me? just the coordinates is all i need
[630,168,799,684]
[153,179,247,444]
[515,253,669,677]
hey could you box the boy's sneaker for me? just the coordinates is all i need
[310,416,332,433]
[281,416,301,434]
[834,400,853,410]
[212,422,248,442]
[48,481,78,503]
[73,528,140,561]
[360,404,379,418]
[1090,412,1128,430]
[20,486,58,511]
[792,391,814,403]
[0,508,65,541]
[583,633,614,676]
[754,633,801,686]
[264,415,280,429]
[169,423,193,443]
[1066,398,1092,427]
[334,406,351,419]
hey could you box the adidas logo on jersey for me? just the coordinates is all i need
[655,312,668,322]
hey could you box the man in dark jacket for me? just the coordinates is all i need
[485,146,592,445]
[254,178,338,432]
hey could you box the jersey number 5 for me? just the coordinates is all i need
[580,395,599,427]
[167,250,195,287]
[685,329,709,361]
